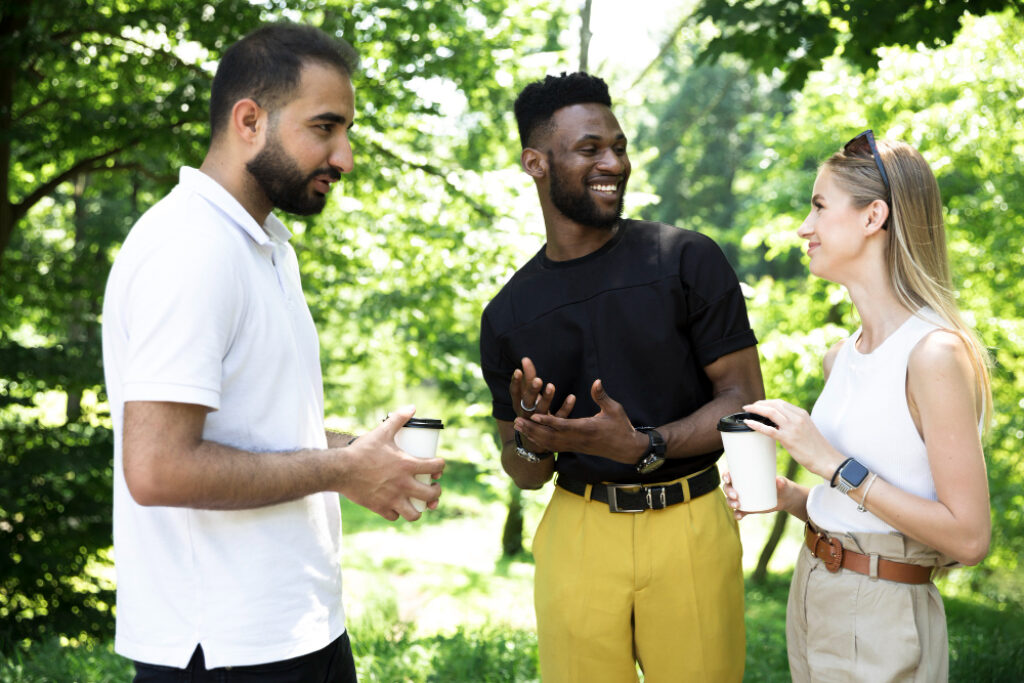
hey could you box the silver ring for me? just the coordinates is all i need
[520,396,541,412]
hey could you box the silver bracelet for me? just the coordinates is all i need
[857,473,879,512]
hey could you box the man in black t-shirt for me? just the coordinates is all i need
[479,72,764,681]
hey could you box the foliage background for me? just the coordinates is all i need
[1,0,1021,671]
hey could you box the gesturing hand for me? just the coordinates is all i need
[515,379,645,465]
[510,357,576,420]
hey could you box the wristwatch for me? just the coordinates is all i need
[635,427,666,475]
[832,458,869,494]
[514,430,552,463]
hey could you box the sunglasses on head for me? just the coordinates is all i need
[843,129,891,229]
[843,129,891,195]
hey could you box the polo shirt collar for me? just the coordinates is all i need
[179,167,293,246]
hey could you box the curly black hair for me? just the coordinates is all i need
[513,72,612,148]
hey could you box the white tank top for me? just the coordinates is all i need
[806,309,943,533]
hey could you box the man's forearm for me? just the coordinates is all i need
[501,441,555,490]
[660,346,765,460]
[125,438,344,510]
[660,389,751,460]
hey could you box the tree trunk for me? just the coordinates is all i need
[502,483,525,557]
[64,173,92,424]
[751,454,800,584]
[578,0,593,73]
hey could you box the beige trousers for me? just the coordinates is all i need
[787,526,953,683]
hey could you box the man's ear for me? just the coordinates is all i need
[230,98,266,145]
[521,147,547,179]
[864,198,890,235]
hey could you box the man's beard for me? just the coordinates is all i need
[548,157,624,230]
[246,132,340,216]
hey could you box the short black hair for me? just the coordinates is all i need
[209,23,359,139]
[513,72,612,148]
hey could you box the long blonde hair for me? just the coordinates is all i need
[825,137,993,427]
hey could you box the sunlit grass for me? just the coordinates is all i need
[5,453,1020,681]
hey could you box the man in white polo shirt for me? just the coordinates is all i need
[101,23,443,681]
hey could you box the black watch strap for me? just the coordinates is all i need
[635,427,666,474]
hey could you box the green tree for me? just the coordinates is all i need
[692,0,1024,89]
[727,12,1024,596]
[1,0,568,650]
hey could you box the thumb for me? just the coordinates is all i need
[382,405,415,437]
[591,379,619,408]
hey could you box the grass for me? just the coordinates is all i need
[4,460,1022,681]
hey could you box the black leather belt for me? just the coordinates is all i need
[556,466,720,513]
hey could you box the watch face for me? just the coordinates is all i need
[516,445,542,463]
[636,453,665,475]
[841,459,869,488]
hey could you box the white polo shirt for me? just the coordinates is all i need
[102,167,345,668]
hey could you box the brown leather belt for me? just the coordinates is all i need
[804,523,933,585]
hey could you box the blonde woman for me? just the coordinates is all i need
[725,130,992,682]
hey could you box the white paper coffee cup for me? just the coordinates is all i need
[393,417,444,512]
[717,412,778,512]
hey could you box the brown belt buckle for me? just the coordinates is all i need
[813,531,844,573]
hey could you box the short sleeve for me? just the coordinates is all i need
[679,234,757,367]
[120,236,243,410]
[479,309,516,422]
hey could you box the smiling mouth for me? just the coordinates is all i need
[589,181,620,196]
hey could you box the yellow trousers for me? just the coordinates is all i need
[533,474,745,682]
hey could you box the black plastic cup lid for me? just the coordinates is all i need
[717,412,777,432]
[401,417,444,429]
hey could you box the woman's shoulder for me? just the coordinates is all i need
[909,328,971,369]
[907,328,977,400]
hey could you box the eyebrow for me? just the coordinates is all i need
[811,193,824,203]
[309,112,354,128]
[574,132,628,144]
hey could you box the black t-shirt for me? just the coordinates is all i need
[479,219,757,484]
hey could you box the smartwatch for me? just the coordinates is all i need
[514,430,552,463]
[833,458,869,494]
[635,427,666,475]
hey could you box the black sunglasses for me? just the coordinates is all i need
[843,129,891,196]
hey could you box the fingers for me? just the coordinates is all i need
[376,507,400,522]
[743,399,805,424]
[742,418,779,440]
[535,382,556,414]
[513,358,547,416]
[521,356,538,382]
[553,393,576,418]
[410,456,446,478]
[722,472,747,521]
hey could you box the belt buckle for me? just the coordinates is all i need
[813,532,844,573]
[608,484,645,513]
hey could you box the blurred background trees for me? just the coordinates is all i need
[2,0,1021,652]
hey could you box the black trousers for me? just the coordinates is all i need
[132,632,357,683]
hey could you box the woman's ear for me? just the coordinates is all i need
[864,198,890,235]
[521,147,547,179]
